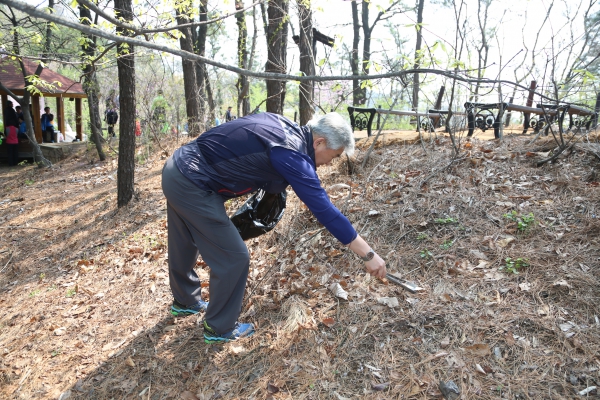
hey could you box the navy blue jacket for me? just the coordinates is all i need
[173,112,357,244]
[175,113,314,198]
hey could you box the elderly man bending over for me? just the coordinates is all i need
[161,112,386,343]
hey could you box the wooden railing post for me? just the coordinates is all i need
[504,97,513,127]
[75,97,83,141]
[593,92,600,128]
[522,81,537,134]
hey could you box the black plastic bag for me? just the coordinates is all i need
[230,190,287,240]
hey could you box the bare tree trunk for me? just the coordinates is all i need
[358,0,372,105]
[194,0,208,122]
[236,0,251,117]
[412,0,425,110]
[41,0,54,63]
[114,0,136,207]
[298,0,314,125]
[79,3,106,161]
[474,0,491,100]
[350,1,361,106]
[446,0,467,148]
[279,0,289,110]
[176,3,201,135]
[265,0,288,114]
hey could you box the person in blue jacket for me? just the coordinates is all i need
[161,112,386,343]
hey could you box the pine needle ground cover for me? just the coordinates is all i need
[0,133,599,399]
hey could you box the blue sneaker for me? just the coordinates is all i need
[203,320,255,343]
[170,299,209,316]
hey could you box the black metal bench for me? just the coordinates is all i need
[464,102,597,138]
[347,106,453,137]
[347,106,377,137]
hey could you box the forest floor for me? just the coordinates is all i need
[0,128,599,400]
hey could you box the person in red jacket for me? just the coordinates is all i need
[4,101,19,166]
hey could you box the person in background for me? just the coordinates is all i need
[135,119,142,137]
[4,101,18,130]
[162,112,386,343]
[225,106,234,122]
[151,89,169,134]
[46,114,56,143]
[105,89,119,138]
[17,116,27,139]
[15,105,23,121]
[4,101,19,165]
[41,107,52,143]
[215,112,221,127]
[105,108,118,138]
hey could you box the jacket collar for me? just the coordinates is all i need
[302,125,316,166]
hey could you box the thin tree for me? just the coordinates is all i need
[175,0,201,135]
[472,0,492,101]
[193,0,215,124]
[114,0,136,207]
[78,1,106,161]
[298,0,314,125]
[265,0,289,114]
[350,0,361,105]
[412,0,425,110]
[236,0,251,117]
[41,0,54,63]
[351,0,403,106]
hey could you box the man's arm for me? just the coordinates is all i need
[270,147,386,278]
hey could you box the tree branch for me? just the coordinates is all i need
[76,0,264,35]
[2,0,590,108]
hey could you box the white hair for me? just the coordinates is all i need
[307,113,355,156]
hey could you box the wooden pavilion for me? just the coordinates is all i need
[0,56,87,142]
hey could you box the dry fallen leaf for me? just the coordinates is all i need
[440,336,450,348]
[377,297,399,308]
[179,391,199,400]
[125,356,135,367]
[321,317,336,328]
[329,283,348,300]
[519,282,531,291]
[229,345,247,355]
[496,236,515,248]
[267,382,280,394]
[465,343,490,356]
[371,382,390,391]
[505,331,515,346]
[475,363,486,375]
[553,279,571,289]
[53,327,66,336]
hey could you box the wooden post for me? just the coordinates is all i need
[56,96,65,135]
[32,95,42,143]
[432,86,445,128]
[434,86,445,109]
[522,81,537,134]
[593,92,600,128]
[1,94,7,128]
[75,97,83,140]
[504,97,514,127]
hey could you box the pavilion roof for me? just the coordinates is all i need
[0,55,86,98]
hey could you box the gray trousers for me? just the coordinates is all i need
[161,156,249,334]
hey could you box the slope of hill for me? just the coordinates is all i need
[0,133,598,399]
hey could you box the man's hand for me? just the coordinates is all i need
[365,253,386,279]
